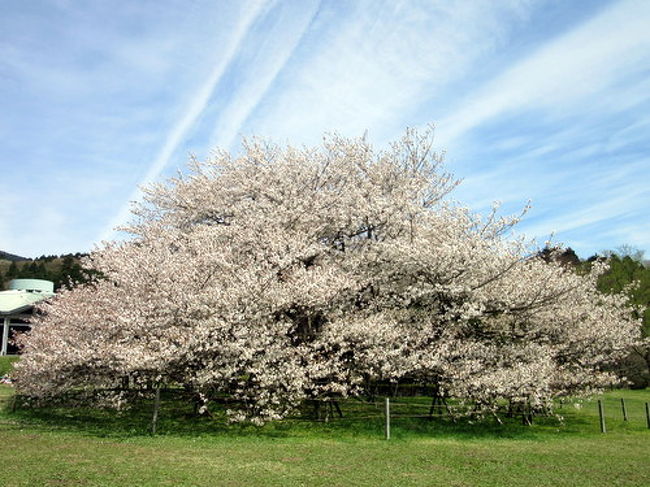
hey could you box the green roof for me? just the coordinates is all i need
[0,280,55,315]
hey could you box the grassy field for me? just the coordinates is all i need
[0,373,648,486]
[0,356,19,376]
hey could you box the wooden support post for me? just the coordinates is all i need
[645,402,650,429]
[325,402,331,423]
[333,401,343,418]
[385,397,391,440]
[429,395,436,418]
[620,398,628,422]
[313,400,322,420]
[151,386,161,435]
[598,399,606,433]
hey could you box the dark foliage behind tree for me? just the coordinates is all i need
[1,253,97,291]
[583,248,650,388]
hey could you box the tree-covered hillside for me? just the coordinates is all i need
[583,249,650,336]
[0,253,90,290]
[0,251,28,262]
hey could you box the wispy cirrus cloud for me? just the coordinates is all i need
[2,1,265,255]
[245,0,541,145]
[2,0,648,258]
[98,0,270,242]
[206,1,323,151]
[432,0,650,254]
[437,1,650,147]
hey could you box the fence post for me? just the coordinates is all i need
[385,397,391,440]
[620,398,628,422]
[598,399,606,433]
[151,386,161,435]
[645,402,650,429]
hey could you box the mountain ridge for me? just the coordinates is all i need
[0,250,29,262]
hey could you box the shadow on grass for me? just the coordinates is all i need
[0,389,601,442]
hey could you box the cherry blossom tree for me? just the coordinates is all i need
[14,128,641,423]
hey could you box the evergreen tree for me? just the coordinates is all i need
[587,248,650,388]
[55,254,88,290]
[597,254,650,335]
[6,261,18,280]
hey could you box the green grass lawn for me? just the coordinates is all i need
[0,356,19,376]
[0,383,648,486]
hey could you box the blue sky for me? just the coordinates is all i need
[1,0,649,259]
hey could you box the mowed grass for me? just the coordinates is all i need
[0,356,19,376]
[0,380,649,486]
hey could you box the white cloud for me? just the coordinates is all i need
[248,0,540,145]
[437,0,650,147]
[208,1,322,150]
[3,0,648,257]
[518,186,647,239]
[97,1,269,243]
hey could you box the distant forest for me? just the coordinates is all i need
[0,252,92,291]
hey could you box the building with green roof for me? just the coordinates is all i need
[0,279,55,355]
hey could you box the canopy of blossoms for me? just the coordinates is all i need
[14,128,641,423]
